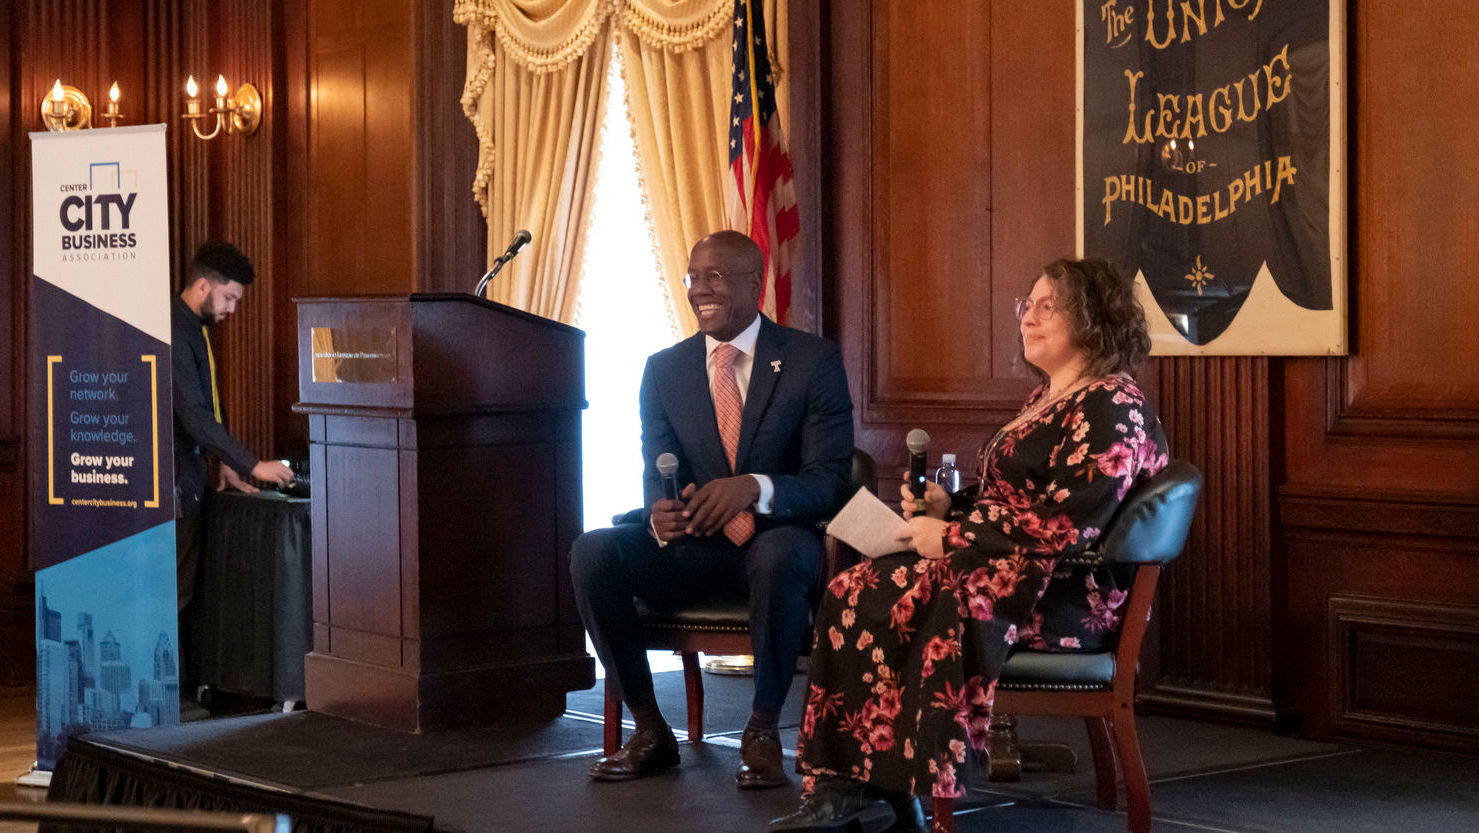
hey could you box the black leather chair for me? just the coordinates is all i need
[931,460,1202,833]
[601,450,877,754]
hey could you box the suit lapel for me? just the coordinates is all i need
[736,316,782,471]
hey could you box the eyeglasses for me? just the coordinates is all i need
[1014,296,1061,321]
[683,269,756,289]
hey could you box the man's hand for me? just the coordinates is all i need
[683,476,760,537]
[217,465,259,494]
[899,480,950,520]
[649,483,695,543]
[251,459,294,488]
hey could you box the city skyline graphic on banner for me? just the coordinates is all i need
[33,523,179,767]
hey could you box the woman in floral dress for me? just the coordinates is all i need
[771,258,1170,833]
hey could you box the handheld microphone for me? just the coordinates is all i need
[656,452,680,502]
[473,229,533,297]
[906,428,930,511]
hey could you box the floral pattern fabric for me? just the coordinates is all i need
[795,375,1169,798]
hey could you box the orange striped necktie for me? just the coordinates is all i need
[711,344,754,545]
[203,326,222,424]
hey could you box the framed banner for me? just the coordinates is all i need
[1077,0,1347,355]
[27,124,176,776]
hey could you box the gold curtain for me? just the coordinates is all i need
[616,0,732,335]
[455,0,791,331]
[456,0,615,322]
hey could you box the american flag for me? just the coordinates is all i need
[726,0,799,326]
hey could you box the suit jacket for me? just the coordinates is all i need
[638,315,854,531]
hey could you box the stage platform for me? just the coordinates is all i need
[46,670,1479,833]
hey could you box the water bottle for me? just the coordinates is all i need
[935,453,961,494]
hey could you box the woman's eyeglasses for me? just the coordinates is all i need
[1014,296,1060,321]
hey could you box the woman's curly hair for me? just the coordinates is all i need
[1017,257,1151,383]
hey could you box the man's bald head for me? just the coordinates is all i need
[686,231,765,342]
[692,230,765,275]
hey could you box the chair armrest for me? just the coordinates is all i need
[612,507,645,526]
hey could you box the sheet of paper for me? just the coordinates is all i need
[826,487,912,559]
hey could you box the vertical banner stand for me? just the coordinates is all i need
[25,125,176,780]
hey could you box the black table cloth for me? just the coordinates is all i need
[186,489,311,702]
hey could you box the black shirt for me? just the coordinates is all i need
[171,296,257,505]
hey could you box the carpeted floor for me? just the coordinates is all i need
[58,669,1479,833]
[565,667,810,733]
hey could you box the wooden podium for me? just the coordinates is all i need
[293,293,594,732]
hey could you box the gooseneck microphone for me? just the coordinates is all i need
[473,229,533,297]
[656,452,680,502]
[906,428,930,512]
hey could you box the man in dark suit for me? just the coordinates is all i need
[172,241,293,619]
[571,230,854,788]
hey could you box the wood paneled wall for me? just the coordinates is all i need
[1143,357,1278,723]
[1274,0,1479,753]
[810,0,1479,749]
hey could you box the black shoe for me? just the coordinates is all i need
[879,793,926,833]
[589,724,680,781]
[769,778,896,833]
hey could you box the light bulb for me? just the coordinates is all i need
[51,79,64,101]
[186,75,198,97]
[215,75,228,97]
[109,82,120,103]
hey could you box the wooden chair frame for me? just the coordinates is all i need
[929,562,1167,833]
[601,538,853,755]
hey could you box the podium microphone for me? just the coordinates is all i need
[906,428,930,513]
[656,452,680,502]
[473,229,533,297]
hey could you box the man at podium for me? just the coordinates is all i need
[171,241,293,618]
[571,231,854,789]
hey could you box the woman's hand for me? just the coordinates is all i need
[898,515,948,560]
[899,480,951,520]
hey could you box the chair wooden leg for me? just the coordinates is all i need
[930,797,954,833]
[1111,704,1152,833]
[1084,715,1119,811]
[603,676,621,756]
[681,651,704,742]
[985,713,1023,781]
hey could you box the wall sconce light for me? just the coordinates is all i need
[40,79,92,131]
[181,74,262,140]
[104,82,123,127]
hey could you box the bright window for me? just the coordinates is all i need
[575,49,681,534]
[574,48,686,680]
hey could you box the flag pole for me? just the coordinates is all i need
[743,0,762,230]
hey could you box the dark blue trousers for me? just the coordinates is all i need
[570,522,821,718]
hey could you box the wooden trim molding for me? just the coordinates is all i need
[1279,486,1479,539]
[1324,360,1479,441]
[1327,595,1479,751]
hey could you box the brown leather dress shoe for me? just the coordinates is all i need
[736,726,789,789]
[589,724,680,781]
